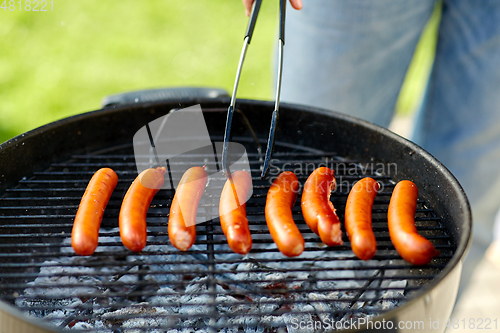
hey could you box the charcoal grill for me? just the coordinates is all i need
[0,90,471,332]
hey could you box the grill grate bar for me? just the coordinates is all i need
[0,199,432,210]
[0,263,448,280]
[0,242,454,255]
[0,197,84,201]
[0,242,454,259]
[0,205,436,216]
[16,174,393,185]
[17,302,398,324]
[0,133,456,332]
[0,218,444,229]
[4,184,396,192]
[68,151,339,159]
[0,249,453,271]
[0,245,452,266]
[0,239,452,253]
[11,286,418,307]
[0,228,449,240]
[48,159,344,168]
[0,275,433,292]
[16,294,411,312]
[0,242,453,257]
[0,214,446,224]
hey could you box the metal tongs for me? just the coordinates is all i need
[222,0,286,180]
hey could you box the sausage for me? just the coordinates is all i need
[71,168,118,256]
[265,171,304,257]
[387,180,439,265]
[219,170,253,255]
[301,167,343,246]
[345,177,379,260]
[119,167,166,252]
[168,166,207,251]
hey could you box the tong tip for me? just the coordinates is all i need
[260,110,279,180]
[222,105,235,177]
[260,154,272,180]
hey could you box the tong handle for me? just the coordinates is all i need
[245,0,263,43]
[279,0,286,43]
[261,0,287,179]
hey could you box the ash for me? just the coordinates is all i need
[15,229,408,333]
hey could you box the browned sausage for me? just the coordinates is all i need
[265,171,304,257]
[219,170,253,255]
[168,166,207,251]
[387,180,439,265]
[345,177,379,260]
[301,167,343,246]
[119,167,166,252]
[72,168,118,256]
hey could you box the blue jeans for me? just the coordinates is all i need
[281,0,500,293]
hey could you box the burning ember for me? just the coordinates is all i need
[15,229,408,332]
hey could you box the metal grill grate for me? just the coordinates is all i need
[0,138,455,332]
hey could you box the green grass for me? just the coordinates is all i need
[0,0,280,143]
[0,1,440,144]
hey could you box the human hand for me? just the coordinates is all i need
[242,0,303,16]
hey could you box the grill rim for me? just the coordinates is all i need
[0,96,472,333]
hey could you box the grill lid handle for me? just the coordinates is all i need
[101,87,230,108]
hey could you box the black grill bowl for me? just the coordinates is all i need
[0,96,471,333]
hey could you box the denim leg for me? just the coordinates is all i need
[411,0,500,289]
[281,0,435,127]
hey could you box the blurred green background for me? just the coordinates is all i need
[0,1,440,144]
